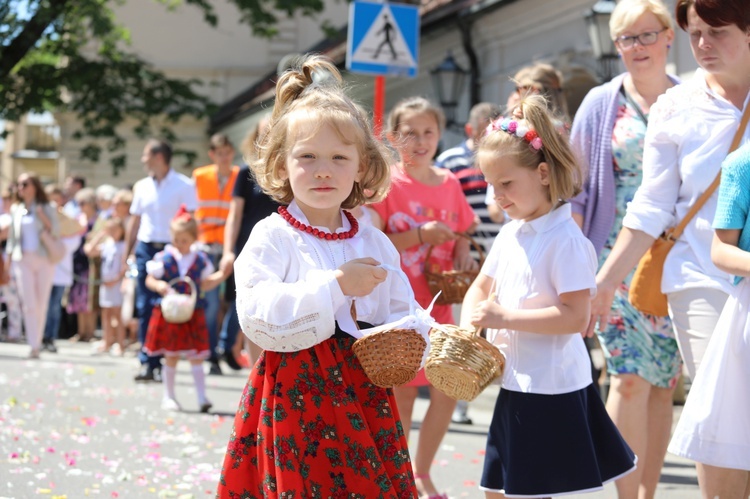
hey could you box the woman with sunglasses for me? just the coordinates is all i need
[6,173,60,358]
[570,1,679,497]
[585,0,750,496]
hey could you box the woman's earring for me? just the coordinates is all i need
[667,44,671,49]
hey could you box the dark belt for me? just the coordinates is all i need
[333,321,375,339]
[142,241,167,250]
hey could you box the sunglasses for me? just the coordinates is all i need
[17,181,30,188]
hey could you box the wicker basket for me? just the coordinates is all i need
[353,328,426,388]
[160,276,197,324]
[424,233,485,305]
[425,325,505,401]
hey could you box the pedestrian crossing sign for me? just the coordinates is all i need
[346,1,420,78]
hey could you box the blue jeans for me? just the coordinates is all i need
[135,241,163,369]
[203,253,220,362]
[219,299,240,355]
[43,285,66,342]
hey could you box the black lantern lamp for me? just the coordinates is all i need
[584,0,618,81]
[430,51,469,129]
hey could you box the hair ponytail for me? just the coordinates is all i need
[272,56,343,122]
[252,54,392,209]
[479,94,582,203]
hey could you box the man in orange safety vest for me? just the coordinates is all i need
[192,134,240,375]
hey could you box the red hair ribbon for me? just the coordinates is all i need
[173,204,192,222]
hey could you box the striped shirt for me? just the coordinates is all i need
[435,141,502,257]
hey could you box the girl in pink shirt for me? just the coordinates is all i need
[370,96,477,499]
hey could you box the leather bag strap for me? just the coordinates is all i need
[671,103,750,239]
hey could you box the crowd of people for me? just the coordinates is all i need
[2,0,749,497]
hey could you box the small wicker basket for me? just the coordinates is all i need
[425,324,505,401]
[352,266,427,388]
[352,328,426,388]
[160,276,197,324]
[424,233,485,305]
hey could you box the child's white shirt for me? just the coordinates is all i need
[234,200,424,352]
[482,203,597,395]
[145,245,214,280]
[100,239,126,282]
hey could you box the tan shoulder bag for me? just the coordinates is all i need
[629,104,750,316]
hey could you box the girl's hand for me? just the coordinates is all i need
[584,279,616,338]
[420,221,456,246]
[471,299,509,330]
[156,281,172,296]
[335,257,387,297]
[452,237,478,272]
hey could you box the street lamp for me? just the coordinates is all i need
[430,51,469,129]
[584,0,618,81]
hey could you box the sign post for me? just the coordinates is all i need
[346,1,420,136]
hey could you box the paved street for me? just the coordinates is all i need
[1,340,700,498]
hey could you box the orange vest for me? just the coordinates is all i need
[193,164,239,245]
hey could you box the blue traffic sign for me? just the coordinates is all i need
[346,1,420,78]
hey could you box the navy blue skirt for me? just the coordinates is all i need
[481,384,636,498]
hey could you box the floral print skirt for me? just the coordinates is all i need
[597,287,682,389]
[217,335,418,499]
[144,306,210,359]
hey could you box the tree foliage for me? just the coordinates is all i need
[0,0,330,172]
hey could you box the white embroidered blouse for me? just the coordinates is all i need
[234,201,424,352]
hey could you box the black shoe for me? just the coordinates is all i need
[42,340,58,353]
[134,365,161,382]
[222,351,242,371]
[208,360,223,376]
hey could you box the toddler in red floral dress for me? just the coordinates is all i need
[144,208,225,412]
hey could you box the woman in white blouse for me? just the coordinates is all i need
[588,0,750,495]
[6,173,60,358]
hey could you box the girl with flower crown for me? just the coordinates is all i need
[216,55,432,498]
[143,207,226,413]
[462,95,636,498]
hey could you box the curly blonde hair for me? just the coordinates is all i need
[478,95,583,203]
[252,55,392,208]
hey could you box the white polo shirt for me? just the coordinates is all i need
[130,169,198,243]
[481,203,597,395]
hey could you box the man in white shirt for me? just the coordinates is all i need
[124,139,198,382]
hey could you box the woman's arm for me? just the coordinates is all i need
[471,288,591,336]
[712,229,750,277]
[584,226,656,336]
[220,197,244,276]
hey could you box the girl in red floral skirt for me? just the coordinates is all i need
[144,208,225,413]
[216,55,430,498]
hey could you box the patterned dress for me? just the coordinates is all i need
[595,93,681,388]
[218,332,416,499]
[217,203,421,498]
[143,250,210,359]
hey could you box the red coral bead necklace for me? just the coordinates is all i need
[278,206,359,240]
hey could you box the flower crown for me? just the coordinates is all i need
[485,117,543,151]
